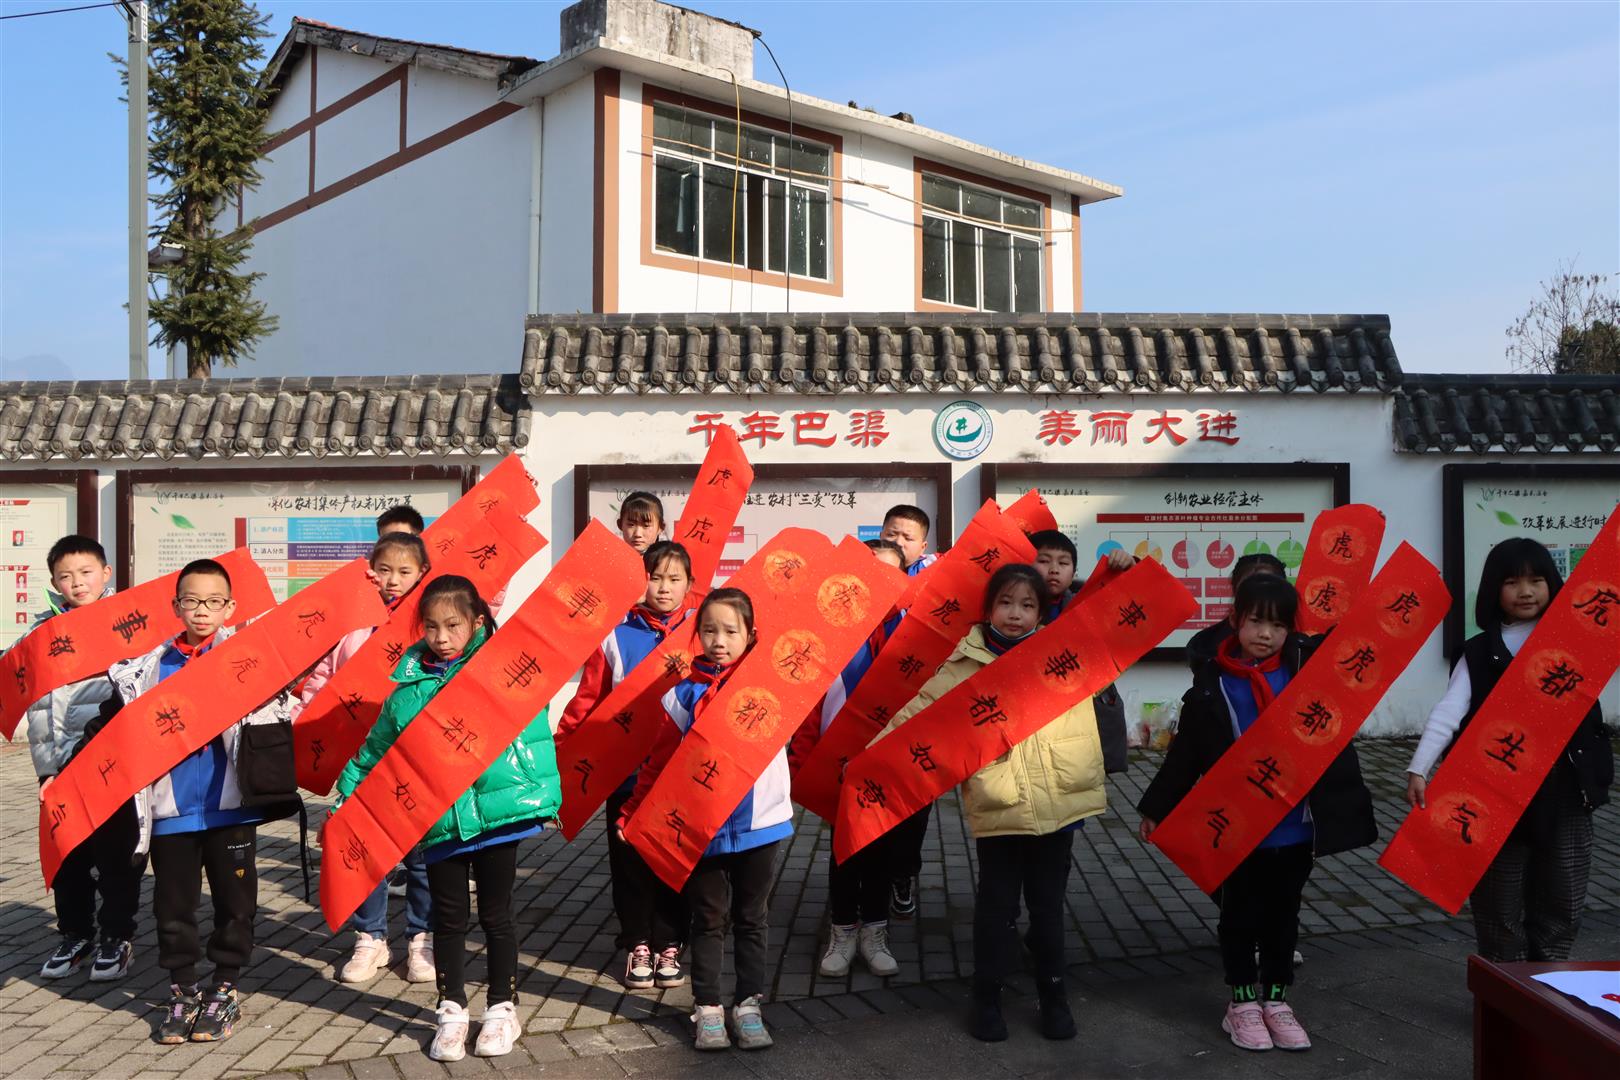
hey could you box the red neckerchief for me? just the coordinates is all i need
[1215,635,1284,712]
[171,631,217,659]
[689,654,743,725]
[633,603,686,642]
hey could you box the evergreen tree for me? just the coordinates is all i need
[125,0,278,378]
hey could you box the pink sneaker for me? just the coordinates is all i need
[1261,1001,1311,1050]
[1221,1000,1273,1051]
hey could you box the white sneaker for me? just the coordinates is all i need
[474,1001,518,1058]
[858,922,899,977]
[405,933,435,984]
[819,923,858,977]
[340,932,393,983]
[429,1000,470,1062]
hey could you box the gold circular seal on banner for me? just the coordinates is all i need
[1299,573,1350,622]
[762,549,810,594]
[555,580,613,628]
[726,686,784,744]
[1566,579,1619,637]
[1522,648,1586,701]
[771,629,828,686]
[1317,523,1371,564]
[1330,636,1383,690]
[816,574,872,627]
[1430,788,1492,851]
[1289,692,1344,745]
[1371,580,1430,639]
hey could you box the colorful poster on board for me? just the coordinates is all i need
[993,474,1336,649]
[586,475,940,588]
[130,478,460,601]
[0,484,76,649]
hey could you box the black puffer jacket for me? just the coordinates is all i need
[1137,632,1378,861]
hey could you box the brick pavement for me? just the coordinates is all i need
[0,737,1614,1078]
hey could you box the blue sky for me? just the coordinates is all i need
[1,0,1616,380]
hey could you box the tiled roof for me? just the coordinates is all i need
[0,376,529,463]
[1393,374,1620,453]
[519,313,1401,395]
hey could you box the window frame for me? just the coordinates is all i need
[912,157,1053,314]
[640,84,844,297]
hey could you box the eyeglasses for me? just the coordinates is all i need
[176,596,231,611]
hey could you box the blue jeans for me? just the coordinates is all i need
[350,850,432,938]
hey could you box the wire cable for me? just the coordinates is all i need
[754,31,793,314]
[0,2,121,20]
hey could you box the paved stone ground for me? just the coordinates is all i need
[1,737,1615,1079]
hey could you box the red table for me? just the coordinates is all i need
[1468,956,1620,1080]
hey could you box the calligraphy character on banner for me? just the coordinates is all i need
[786,539,909,979]
[99,558,298,1043]
[19,535,136,984]
[294,530,437,987]
[555,540,695,991]
[1402,538,1612,963]
[329,576,560,1062]
[866,564,1109,1043]
[614,588,786,1050]
[1137,575,1376,1050]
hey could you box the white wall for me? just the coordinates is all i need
[536,74,598,316]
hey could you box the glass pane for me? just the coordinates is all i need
[951,223,978,307]
[963,187,1000,224]
[1005,198,1041,230]
[922,216,949,302]
[701,163,742,265]
[766,178,786,274]
[654,106,708,155]
[922,175,959,212]
[715,119,737,160]
[743,127,773,167]
[789,184,807,277]
[789,186,829,279]
[653,156,698,256]
[1013,236,1041,312]
[982,229,1012,311]
[808,190,828,279]
[789,139,831,179]
[744,173,766,270]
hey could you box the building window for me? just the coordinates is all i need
[652,102,832,280]
[920,174,1042,312]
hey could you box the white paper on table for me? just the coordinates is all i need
[1530,970,1620,1021]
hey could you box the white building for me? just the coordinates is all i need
[229,0,1121,378]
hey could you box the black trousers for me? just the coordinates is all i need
[829,827,890,925]
[887,804,932,881]
[973,830,1074,983]
[426,841,519,1009]
[683,842,778,1007]
[1217,843,1313,987]
[605,788,689,951]
[150,823,258,986]
[54,798,145,943]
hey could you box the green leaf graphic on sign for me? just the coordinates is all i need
[170,514,194,529]
[1476,503,1519,527]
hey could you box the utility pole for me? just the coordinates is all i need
[122,1,149,380]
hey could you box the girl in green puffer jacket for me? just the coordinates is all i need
[332,576,560,1064]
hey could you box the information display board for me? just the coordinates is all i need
[576,464,951,587]
[118,467,472,599]
[983,463,1347,656]
[0,473,95,649]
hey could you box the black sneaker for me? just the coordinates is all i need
[157,984,201,1044]
[90,940,133,982]
[889,877,917,920]
[189,983,239,1042]
[386,866,407,897]
[41,936,94,979]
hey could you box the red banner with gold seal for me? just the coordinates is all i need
[1379,509,1619,913]
[39,558,386,885]
[834,557,1197,863]
[670,425,754,590]
[794,502,1036,822]
[1293,504,1387,636]
[428,454,539,541]
[1,548,274,741]
[294,503,546,795]
[624,531,907,890]
[1002,488,1059,535]
[318,521,644,929]
[1148,543,1448,892]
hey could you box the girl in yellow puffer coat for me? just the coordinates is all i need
[873,564,1108,1045]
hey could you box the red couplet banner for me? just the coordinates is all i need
[624,531,907,890]
[318,521,644,929]
[1380,509,1620,913]
[40,558,386,885]
[428,454,540,541]
[1,548,274,741]
[1149,543,1449,893]
[794,502,1036,822]
[834,557,1198,863]
[671,425,755,590]
[295,503,546,795]
[1002,487,1058,535]
[1293,504,1387,636]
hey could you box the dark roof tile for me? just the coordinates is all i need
[1394,374,1620,453]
